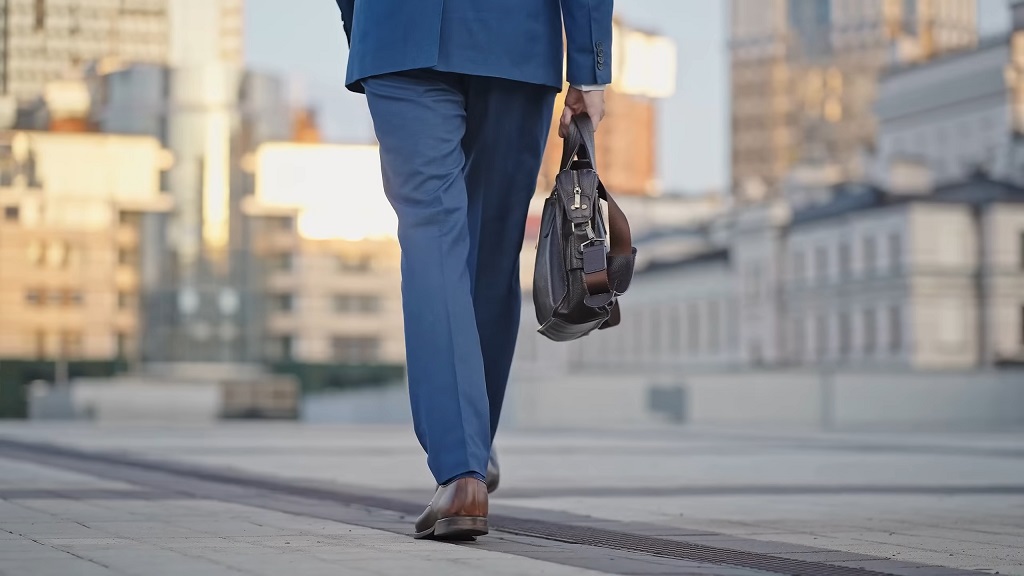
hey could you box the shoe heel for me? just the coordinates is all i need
[433,516,488,539]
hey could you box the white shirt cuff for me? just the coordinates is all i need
[571,84,606,91]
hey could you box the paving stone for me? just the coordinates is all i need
[0,558,122,576]
[63,545,254,576]
[2,521,103,539]
[0,500,59,523]
[0,537,75,560]
[15,499,141,522]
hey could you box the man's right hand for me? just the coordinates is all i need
[559,86,605,138]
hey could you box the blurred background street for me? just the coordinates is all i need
[1,0,1023,574]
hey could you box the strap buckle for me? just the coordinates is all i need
[577,221,604,252]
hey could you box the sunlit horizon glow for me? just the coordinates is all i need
[255,143,397,241]
[612,21,678,99]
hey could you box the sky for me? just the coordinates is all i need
[245,0,1013,194]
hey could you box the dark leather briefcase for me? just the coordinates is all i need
[533,114,637,342]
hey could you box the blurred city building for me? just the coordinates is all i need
[0,130,172,364]
[873,1,1024,187]
[0,0,243,117]
[731,0,978,199]
[513,172,1024,428]
[246,143,405,386]
[93,63,290,363]
[512,2,1024,430]
[538,18,677,197]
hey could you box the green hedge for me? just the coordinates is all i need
[269,362,405,393]
[0,360,126,419]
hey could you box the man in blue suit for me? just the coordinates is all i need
[334,0,612,540]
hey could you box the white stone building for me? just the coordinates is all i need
[509,175,1024,430]
[507,3,1024,429]
[783,177,1024,370]
[873,1,1024,186]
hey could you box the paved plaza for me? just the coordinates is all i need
[1,423,1023,575]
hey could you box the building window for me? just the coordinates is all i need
[47,242,72,269]
[838,311,851,357]
[117,332,130,359]
[1020,305,1024,348]
[58,290,83,307]
[333,294,380,314]
[3,205,18,221]
[272,294,293,313]
[272,216,293,231]
[118,292,131,310]
[863,308,876,356]
[336,255,371,272]
[888,232,902,274]
[707,301,721,354]
[25,289,44,306]
[34,0,45,30]
[633,310,645,357]
[815,246,829,284]
[791,316,805,362]
[901,0,918,34]
[748,264,762,302]
[863,235,877,276]
[27,241,44,267]
[839,242,852,280]
[727,300,739,352]
[1019,231,1024,269]
[35,331,47,359]
[331,337,380,364]
[792,250,806,284]
[686,302,701,355]
[117,248,135,267]
[269,253,293,272]
[119,211,142,227]
[59,332,83,359]
[815,314,829,359]
[650,308,664,357]
[266,335,293,362]
[888,305,903,353]
[668,307,682,352]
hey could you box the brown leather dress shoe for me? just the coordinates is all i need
[414,477,488,540]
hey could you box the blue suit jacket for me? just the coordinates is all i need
[335,0,613,93]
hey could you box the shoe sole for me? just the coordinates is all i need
[414,516,488,540]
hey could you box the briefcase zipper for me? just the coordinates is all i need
[572,171,582,210]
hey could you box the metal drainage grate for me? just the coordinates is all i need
[490,517,893,576]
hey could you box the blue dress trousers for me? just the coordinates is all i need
[335,0,613,484]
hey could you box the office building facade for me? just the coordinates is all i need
[95,63,290,363]
[0,130,171,362]
[730,0,978,198]
[0,0,243,107]
[874,1,1024,186]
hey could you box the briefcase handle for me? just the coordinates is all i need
[560,114,598,170]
